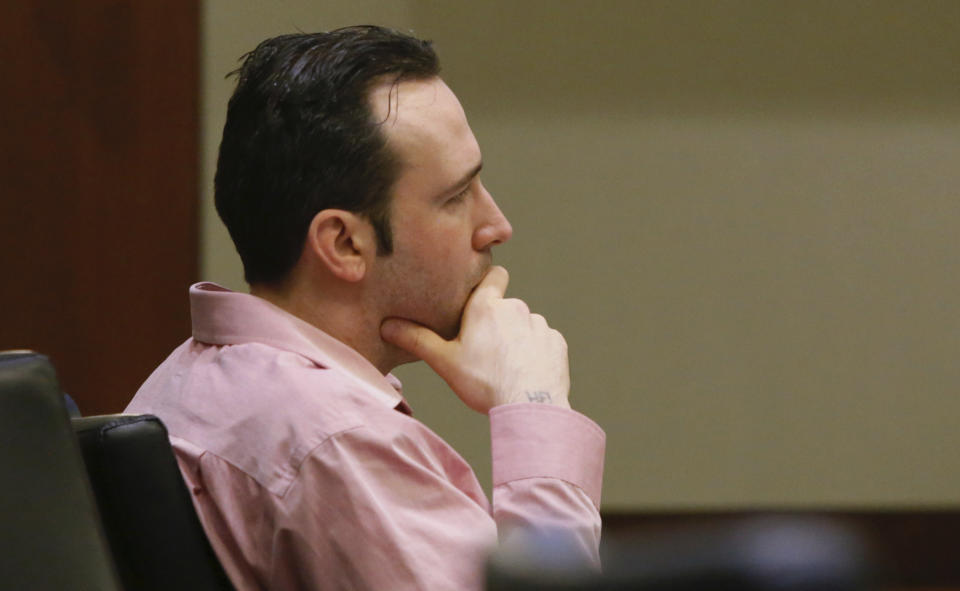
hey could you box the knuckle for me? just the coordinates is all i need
[504,298,529,314]
[552,328,568,347]
[410,328,424,353]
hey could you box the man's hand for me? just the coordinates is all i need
[380,266,571,414]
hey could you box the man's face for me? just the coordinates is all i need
[368,77,513,341]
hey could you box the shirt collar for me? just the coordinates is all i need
[189,282,411,414]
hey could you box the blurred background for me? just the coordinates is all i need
[2,0,958,523]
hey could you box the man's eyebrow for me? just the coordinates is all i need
[440,161,483,198]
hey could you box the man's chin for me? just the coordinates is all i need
[435,320,461,341]
[422,308,464,341]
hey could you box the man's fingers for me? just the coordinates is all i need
[471,265,510,301]
[381,317,452,367]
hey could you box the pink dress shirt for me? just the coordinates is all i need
[126,283,605,590]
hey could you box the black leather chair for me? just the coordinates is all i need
[0,351,122,591]
[72,413,234,591]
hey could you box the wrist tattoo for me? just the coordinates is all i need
[525,390,552,404]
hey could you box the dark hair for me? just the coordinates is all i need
[214,26,440,285]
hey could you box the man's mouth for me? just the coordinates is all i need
[470,258,493,291]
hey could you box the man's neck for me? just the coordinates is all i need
[250,281,404,375]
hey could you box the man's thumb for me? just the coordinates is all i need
[380,318,449,364]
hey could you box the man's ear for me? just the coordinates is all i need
[304,209,375,282]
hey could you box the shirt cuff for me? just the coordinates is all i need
[489,403,605,508]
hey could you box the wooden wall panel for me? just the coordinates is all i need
[0,1,198,414]
[603,510,960,588]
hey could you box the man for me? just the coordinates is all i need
[127,26,604,590]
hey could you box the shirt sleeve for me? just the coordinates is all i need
[267,404,605,590]
[270,423,495,591]
[490,403,606,568]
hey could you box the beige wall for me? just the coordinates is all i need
[202,1,960,509]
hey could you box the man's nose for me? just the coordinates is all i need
[472,185,513,250]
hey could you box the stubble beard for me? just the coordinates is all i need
[437,256,492,340]
[376,253,492,343]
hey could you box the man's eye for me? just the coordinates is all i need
[447,188,469,204]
